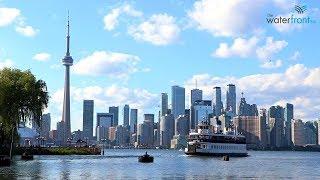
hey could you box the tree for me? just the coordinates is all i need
[0,68,49,152]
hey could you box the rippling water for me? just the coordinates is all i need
[1,149,320,179]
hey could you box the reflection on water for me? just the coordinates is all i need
[1,149,320,179]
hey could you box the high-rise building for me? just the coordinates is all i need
[83,100,94,140]
[171,86,185,119]
[108,127,116,142]
[304,121,317,145]
[175,115,189,136]
[160,114,175,148]
[238,94,258,116]
[291,119,305,146]
[268,105,284,148]
[218,113,232,133]
[213,87,223,116]
[284,103,293,147]
[130,109,138,133]
[144,114,154,124]
[226,84,236,117]
[61,16,73,143]
[136,120,154,147]
[190,89,202,130]
[123,104,130,127]
[109,106,119,126]
[96,113,113,142]
[41,113,51,139]
[192,100,213,128]
[115,125,129,146]
[56,121,65,146]
[191,89,202,106]
[317,120,320,145]
[161,93,168,116]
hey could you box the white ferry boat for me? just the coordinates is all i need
[185,121,248,157]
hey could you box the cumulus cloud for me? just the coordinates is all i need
[214,36,259,58]
[188,0,266,37]
[73,51,140,79]
[15,25,38,37]
[256,37,288,61]
[184,64,320,121]
[0,7,20,26]
[0,59,14,69]
[128,14,180,45]
[33,52,51,61]
[103,4,142,31]
[260,59,282,69]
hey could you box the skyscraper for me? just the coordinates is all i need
[96,113,113,142]
[83,100,94,140]
[130,109,138,133]
[226,84,236,116]
[161,93,168,116]
[268,105,284,148]
[61,15,73,143]
[192,100,212,128]
[213,87,223,116]
[160,114,175,148]
[171,86,185,119]
[109,106,119,126]
[123,105,130,127]
[238,94,258,116]
[191,89,202,106]
[284,103,293,147]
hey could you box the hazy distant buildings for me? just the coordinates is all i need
[171,86,185,119]
[161,93,169,116]
[175,115,189,136]
[238,95,258,116]
[136,115,154,147]
[109,106,119,126]
[123,105,130,127]
[292,119,305,146]
[83,100,94,140]
[213,87,223,116]
[130,109,138,133]
[226,84,236,117]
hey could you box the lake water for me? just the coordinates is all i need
[0,149,319,179]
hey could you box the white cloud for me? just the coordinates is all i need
[260,59,282,69]
[128,14,180,45]
[0,59,14,69]
[290,51,301,61]
[184,64,320,121]
[188,0,266,37]
[0,7,20,27]
[15,25,38,37]
[33,52,51,61]
[256,37,288,61]
[214,36,259,58]
[73,51,140,79]
[272,13,305,32]
[103,4,142,31]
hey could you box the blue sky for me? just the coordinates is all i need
[0,0,319,131]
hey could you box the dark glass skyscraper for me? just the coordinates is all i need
[284,103,294,147]
[123,104,130,127]
[226,84,236,116]
[83,100,94,140]
[109,106,119,126]
[213,87,223,116]
[171,86,185,119]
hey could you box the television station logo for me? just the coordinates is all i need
[266,3,317,24]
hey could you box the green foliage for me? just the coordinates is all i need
[0,68,49,148]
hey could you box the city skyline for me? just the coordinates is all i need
[0,1,319,131]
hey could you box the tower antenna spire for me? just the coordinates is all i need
[66,10,70,56]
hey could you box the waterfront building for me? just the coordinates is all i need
[160,114,175,148]
[190,89,203,130]
[56,121,65,146]
[225,84,236,117]
[212,87,223,116]
[284,103,294,147]
[238,94,258,116]
[61,16,74,143]
[318,120,320,145]
[304,121,317,145]
[108,126,116,142]
[115,125,129,146]
[175,115,189,136]
[161,93,169,116]
[96,113,113,142]
[171,86,185,119]
[218,113,232,133]
[268,105,284,148]
[130,109,138,133]
[83,100,94,140]
[49,130,57,141]
[192,100,212,128]
[291,119,305,146]
[170,135,188,149]
[123,104,130,128]
[72,129,83,141]
[109,106,119,126]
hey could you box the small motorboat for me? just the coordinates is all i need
[21,152,33,160]
[138,152,154,163]
[0,155,11,166]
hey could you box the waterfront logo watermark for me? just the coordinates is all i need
[294,5,307,14]
[266,4,317,24]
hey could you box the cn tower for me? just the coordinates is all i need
[61,14,73,144]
